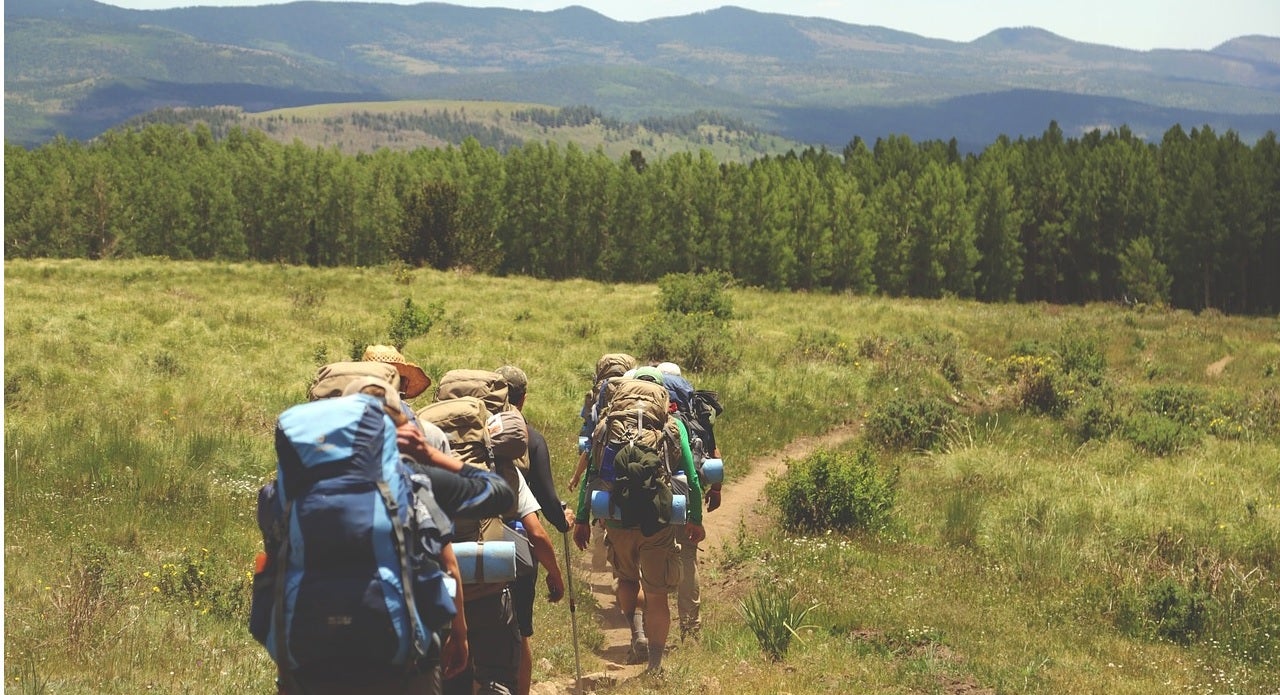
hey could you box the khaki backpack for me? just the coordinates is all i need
[418,386,532,602]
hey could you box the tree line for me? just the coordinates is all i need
[5,121,1278,313]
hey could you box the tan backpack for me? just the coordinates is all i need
[418,384,532,602]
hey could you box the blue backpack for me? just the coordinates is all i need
[249,393,455,676]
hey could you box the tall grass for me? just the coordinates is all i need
[5,259,1279,693]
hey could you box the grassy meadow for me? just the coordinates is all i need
[4,258,1278,694]
[235,99,803,160]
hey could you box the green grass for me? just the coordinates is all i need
[5,258,1279,693]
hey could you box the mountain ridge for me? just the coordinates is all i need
[5,0,1278,148]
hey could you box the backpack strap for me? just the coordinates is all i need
[375,480,426,665]
[272,500,300,686]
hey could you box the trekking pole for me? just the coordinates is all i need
[562,530,583,693]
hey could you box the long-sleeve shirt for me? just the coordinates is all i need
[523,425,570,533]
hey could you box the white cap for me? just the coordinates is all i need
[656,362,681,376]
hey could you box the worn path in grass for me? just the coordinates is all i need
[533,422,863,694]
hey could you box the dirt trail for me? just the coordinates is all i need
[534,423,863,694]
[1206,355,1233,377]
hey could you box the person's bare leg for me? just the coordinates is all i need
[642,589,671,671]
[517,636,532,695]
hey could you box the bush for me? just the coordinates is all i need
[766,448,897,534]
[1004,354,1072,416]
[387,297,444,350]
[1070,388,1123,442]
[864,394,953,451]
[1123,412,1197,456]
[1114,578,1206,645]
[657,271,734,319]
[630,311,739,373]
[1138,384,1208,427]
[1055,322,1107,386]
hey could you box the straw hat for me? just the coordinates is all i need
[361,345,432,399]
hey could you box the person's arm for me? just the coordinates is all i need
[705,445,722,512]
[419,465,514,520]
[397,421,464,473]
[567,449,589,492]
[437,543,469,679]
[673,419,703,526]
[520,512,565,602]
[524,428,569,533]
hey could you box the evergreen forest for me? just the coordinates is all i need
[5,121,1279,314]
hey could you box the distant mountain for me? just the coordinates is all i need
[5,0,1278,148]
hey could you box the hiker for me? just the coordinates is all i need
[441,467,566,695]
[419,369,566,695]
[361,344,460,452]
[253,375,516,695]
[569,354,638,570]
[656,361,724,640]
[495,365,573,695]
[572,366,706,674]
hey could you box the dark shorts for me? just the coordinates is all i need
[511,569,537,638]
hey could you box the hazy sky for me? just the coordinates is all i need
[97,0,1280,52]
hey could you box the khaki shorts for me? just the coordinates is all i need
[605,525,681,595]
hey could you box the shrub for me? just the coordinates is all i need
[766,448,898,533]
[1069,388,1123,442]
[1138,384,1208,427]
[864,393,953,451]
[1123,412,1197,456]
[1141,577,1208,645]
[630,311,739,373]
[1055,322,1106,386]
[657,271,734,319]
[387,297,444,350]
[1004,354,1072,416]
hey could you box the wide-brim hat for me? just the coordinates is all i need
[362,344,432,399]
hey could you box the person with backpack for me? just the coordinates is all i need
[252,375,516,695]
[568,354,638,571]
[656,361,724,641]
[419,369,565,695]
[571,366,706,674]
[495,365,573,695]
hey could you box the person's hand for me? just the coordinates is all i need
[397,421,463,472]
[395,421,430,462]
[567,473,581,492]
[705,484,722,512]
[573,522,591,551]
[441,627,468,679]
[685,523,706,544]
[545,571,566,603]
[563,507,577,527]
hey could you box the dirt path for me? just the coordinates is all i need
[534,422,863,694]
[1206,355,1233,377]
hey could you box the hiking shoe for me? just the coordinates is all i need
[626,637,649,664]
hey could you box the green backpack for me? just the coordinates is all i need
[611,442,674,537]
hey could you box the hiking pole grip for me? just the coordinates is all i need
[561,530,583,693]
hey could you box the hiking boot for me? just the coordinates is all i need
[626,636,649,664]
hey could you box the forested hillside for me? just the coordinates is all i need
[6,121,1278,314]
[5,0,1279,148]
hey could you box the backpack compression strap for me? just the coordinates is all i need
[375,480,427,665]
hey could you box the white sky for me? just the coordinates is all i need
[97,0,1280,52]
